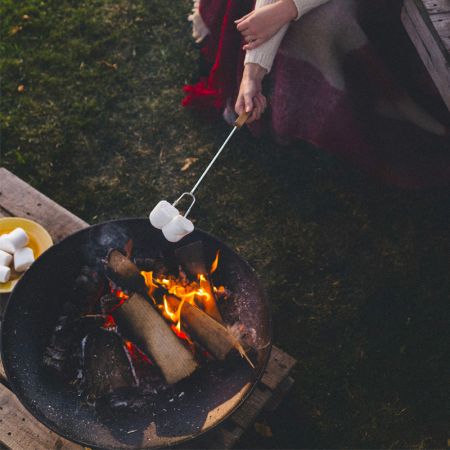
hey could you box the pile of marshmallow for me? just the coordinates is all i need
[149,200,194,243]
[0,228,35,283]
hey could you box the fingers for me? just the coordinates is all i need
[235,12,252,24]
[258,93,267,111]
[243,92,254,114]
[235,95,245,116]
[246,94,267,124]
[243,38,264,50]
[236,19,249,32]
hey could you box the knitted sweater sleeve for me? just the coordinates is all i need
[244,0,331,72]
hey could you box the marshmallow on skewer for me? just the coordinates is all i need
[0,266,11,283]
[14,247,35,272]
[0,249,12,267]
[0,235,15,254]
[162,214,194,243]
[149,200,179,229]
[9,227,29,250]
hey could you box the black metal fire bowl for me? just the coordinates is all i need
[1,218,272,450]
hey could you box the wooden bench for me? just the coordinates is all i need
[402,0,450,111]
[0,167,296,450]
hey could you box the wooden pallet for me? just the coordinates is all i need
[401,0,450,110]
[0,168,296,450]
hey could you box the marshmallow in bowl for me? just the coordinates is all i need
[0,266,11,283]
[14,247,35,272]
[0,249,12,267]
[8,227,29,250]
[0,234,15,254]
[149,200,179,229]
[162,214,194,243]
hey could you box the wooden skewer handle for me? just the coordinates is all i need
[234,111,250,128]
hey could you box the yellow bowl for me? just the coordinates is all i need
[0,217,53,294]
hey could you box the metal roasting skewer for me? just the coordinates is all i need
[172,111,250,218]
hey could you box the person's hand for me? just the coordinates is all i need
[235,0,297,50]
[235,63,267,124]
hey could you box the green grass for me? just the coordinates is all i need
[1,1,449,448]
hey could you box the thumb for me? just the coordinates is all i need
[244,93,254,113]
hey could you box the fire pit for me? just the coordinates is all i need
[2,219,271,450]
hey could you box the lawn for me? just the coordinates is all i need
[1,0,449,448]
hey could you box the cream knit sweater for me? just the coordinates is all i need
[244,0,331,72]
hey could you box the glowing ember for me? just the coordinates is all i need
[124,339,153,365]
[109,287,130,311]
[102,315,117,329]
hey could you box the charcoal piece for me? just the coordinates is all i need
[83,328,137,403]
[72,266,105,313]
[133,257,170,276]
[100,294,123,314]
[43,309,103,378]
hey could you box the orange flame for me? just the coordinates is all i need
[140,251,224,340]
[210,250,220,274]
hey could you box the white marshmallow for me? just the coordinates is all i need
[149,200,179,229]
[0,265,11,283]
[162,215,194,243]
[0,235,15,254]
[14,247,35,272]
[8,227,29,250]
[0,249,12,267]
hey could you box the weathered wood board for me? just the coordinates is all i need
[0,168,297,449]
[402,0,450,110]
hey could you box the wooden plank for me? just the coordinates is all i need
[0,168,88,243]
[182,423,244,450]
[409,0,450,63]
[402,1,450,110]
[0,384,83,450]
[423,0,450,15]
[263,376,295,413]
[261,346,297,391]
[431,13,450,51]
[229,387,272,430]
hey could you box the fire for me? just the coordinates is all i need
[210,250,220,274]
[140,252,225,340]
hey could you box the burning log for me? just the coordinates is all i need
[175,241,224,324]
[105,249,147,294]
[165,295,253,368]
[164,295,234,360]
[115,293,198,384]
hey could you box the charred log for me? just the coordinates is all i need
[83,328,137,403]
[43,306,103,378]
[105,249,147,294]
[115,293,198,384]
